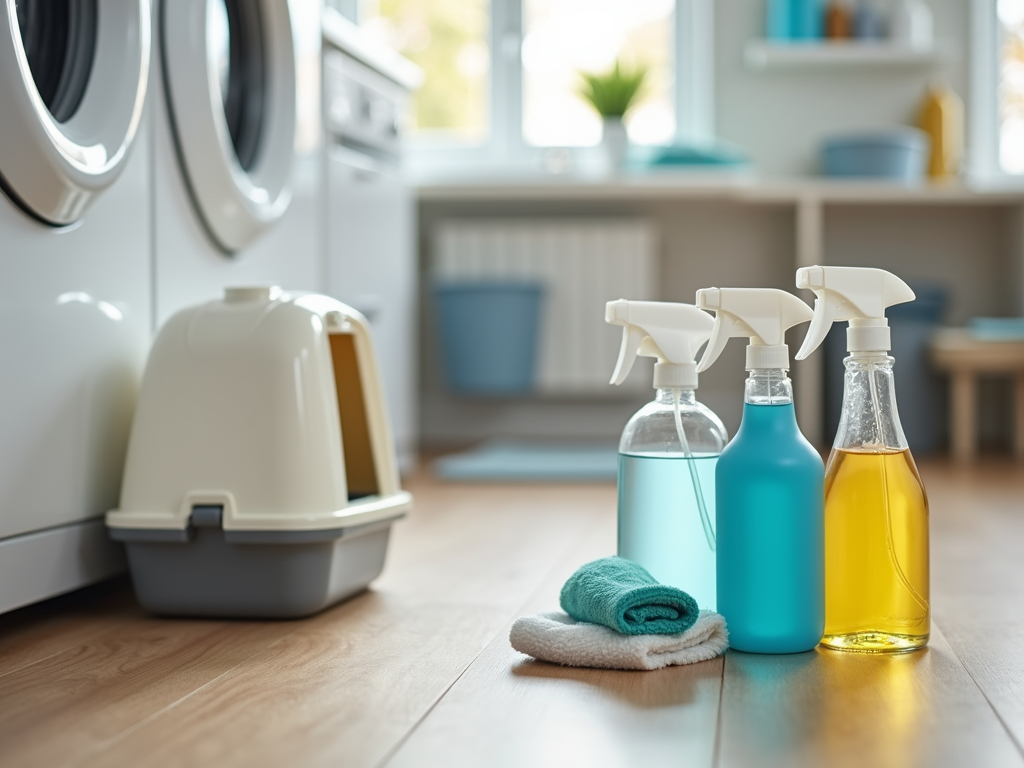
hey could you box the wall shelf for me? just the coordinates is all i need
[744,40,954,70]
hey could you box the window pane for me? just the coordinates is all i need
[999,0,1024,173]
[522,0,675,147]
[360,0,489,143]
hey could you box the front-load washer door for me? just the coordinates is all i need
[162,0,297,254]
[0,0,151,226]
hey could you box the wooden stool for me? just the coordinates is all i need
[930,329,1024,462]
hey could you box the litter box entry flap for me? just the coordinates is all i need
[325,306,401,503]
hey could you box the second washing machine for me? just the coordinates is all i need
[152,0,325,324]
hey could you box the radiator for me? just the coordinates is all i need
[433,219,657,394]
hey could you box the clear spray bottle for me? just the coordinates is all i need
[606,300,728,610]
[795,265,930,653]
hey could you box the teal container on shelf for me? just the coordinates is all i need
[767,0,793,39]
[434,282,544,395]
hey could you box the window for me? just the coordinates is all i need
[969,0,1024,184]
[998,0,1024,172]
[521,0,675,147]
[360,0,490,143]
[359,0,712,172]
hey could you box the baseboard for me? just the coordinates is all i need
[0,518,126,615]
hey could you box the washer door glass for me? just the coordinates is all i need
[17,0,97,124]
[163,0,296,253]
[0,0,151,225]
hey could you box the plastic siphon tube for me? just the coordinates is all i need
[867,363,929,613]
[672,387,716,552]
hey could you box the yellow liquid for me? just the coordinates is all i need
[822,449,930,653]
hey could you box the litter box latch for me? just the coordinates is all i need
[180,491,237,532]
[190,505,223,529]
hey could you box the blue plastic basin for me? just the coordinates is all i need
[433,281,544,396]
[822,129,931,181]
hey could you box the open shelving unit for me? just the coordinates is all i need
[744,39,955,70]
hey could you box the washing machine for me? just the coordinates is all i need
[152,0,324,326]
[0,0,154,613]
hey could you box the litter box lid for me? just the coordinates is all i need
[107,287,411,533]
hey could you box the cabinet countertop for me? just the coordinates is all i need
[416,174,1024,205]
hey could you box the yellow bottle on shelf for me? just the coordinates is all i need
[794,265,930,653]
[918,82,964,180]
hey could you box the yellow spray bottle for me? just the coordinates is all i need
[794,266,929,653]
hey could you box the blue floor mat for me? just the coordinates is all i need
[433,441,619,482]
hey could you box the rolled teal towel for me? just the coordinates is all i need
[559,556,700,636]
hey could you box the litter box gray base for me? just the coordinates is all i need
[111,520,395,619]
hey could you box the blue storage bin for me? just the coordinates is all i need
[434,281,544,395]
[822,129,931,181]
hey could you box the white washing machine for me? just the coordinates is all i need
[152,0,324,326]
[0,0,153,613]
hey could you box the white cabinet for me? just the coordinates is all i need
[326,138,417,472]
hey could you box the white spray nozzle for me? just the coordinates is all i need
[694,288,814,373]
[605,299,714,388]
[794,266,916,359]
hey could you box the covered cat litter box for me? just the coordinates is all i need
[106,287,412,618]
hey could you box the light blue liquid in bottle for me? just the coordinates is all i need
[716,370,825,653]
[619,454,718,609]
[617,388,728,611]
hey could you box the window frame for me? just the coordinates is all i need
[969,0,1024,186]
[402,0,714,180]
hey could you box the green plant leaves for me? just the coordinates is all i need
[578,59,648,118]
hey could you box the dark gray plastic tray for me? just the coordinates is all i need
[111,518,396,618]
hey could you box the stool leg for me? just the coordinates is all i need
[1016,373,1024,461]
[951,369,976,463]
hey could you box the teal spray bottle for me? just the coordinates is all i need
[606,300,728,609]
[794,266,929,653]
[694,288,824,653]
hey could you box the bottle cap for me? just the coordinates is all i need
[605,300,714,389]
[794,266,915,358]
[694,287,814,372]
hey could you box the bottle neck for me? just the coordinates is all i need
[834,353,908,452]
[744,369,793,406]
[655,388,696,406]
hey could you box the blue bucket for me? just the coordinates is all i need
[433,281,544,395]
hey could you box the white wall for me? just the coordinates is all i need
[714,0,972,176]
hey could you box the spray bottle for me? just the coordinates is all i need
[695,287,823,653]
[606,300,728,609]
[794,265,929,653]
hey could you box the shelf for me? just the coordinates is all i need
[415,176,1024,206]
[744,39,953,70]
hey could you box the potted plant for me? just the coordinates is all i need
[578,59,648,175]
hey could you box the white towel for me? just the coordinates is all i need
[509,609,728,671]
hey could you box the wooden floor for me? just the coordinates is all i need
[1,459,1023,768]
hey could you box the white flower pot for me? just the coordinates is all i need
[602,117,628,176]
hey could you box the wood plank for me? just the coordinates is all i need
[716,626,1022,768]
[0,616,298,767]
[0,577,138,679]
[384,504,723,768]
[713,461,1024,768]
[924,462,1024,755]
[70,477,616,768]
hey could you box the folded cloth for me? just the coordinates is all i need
[559,556,699,636]
[510,610,728,671]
